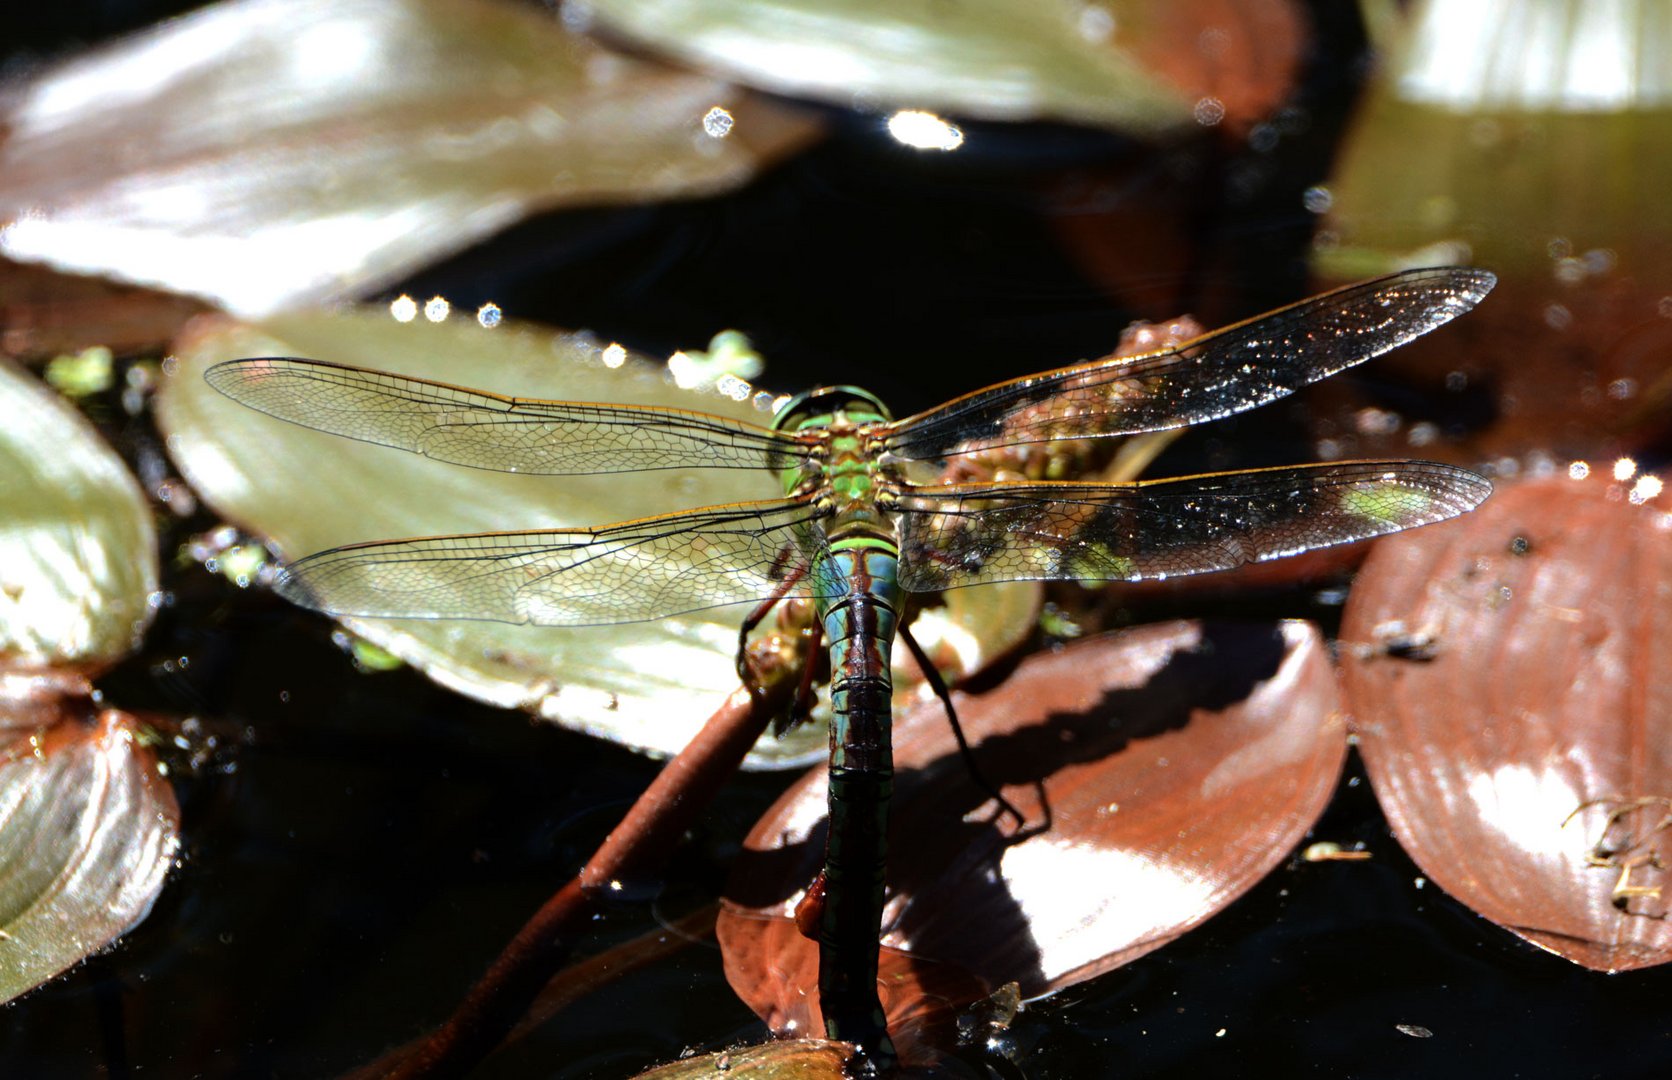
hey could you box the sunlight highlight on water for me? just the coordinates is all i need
[886,109,963,151]
[702,106,734,138]
[388,295,417,322]
[1629,475,1663,505]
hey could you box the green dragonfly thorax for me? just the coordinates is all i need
[770,385,900,524]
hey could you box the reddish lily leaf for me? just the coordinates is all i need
[1340,471,1672,971]
[0,258,207,362]
[0,0,818,318]
[1099,0,1306,135]
[0,702,181,1004]
[719,619,1345,1059]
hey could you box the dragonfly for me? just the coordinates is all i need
[208,266,1494,1069]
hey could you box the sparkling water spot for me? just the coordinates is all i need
[702,106,734,138]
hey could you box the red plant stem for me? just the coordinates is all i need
[381,677,790,1079]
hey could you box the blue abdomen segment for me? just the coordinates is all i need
[812,542,901,1062]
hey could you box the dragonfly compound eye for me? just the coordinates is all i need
[771,385,894,432]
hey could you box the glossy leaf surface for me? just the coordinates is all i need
[719,620,1345,1053]
[0,356,157,670]
[0,258,207,362]
[587,0,1192,131]
[1341,472,1672,971]
[0,704,181,1004]
[0,0,817,317]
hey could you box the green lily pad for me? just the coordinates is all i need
[0,360,176,1004]
[0,357,158,670]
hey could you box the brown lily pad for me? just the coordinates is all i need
[0,258,207,362]
[1340,471,1672,971]
[718,619,1345,1060]
[1101,0,1306,135]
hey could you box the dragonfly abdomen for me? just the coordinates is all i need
[812,541,901,1066]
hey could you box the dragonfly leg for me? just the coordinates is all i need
[787,620,825,731]
[736,566,820,737]
[734,564,809,688]
[897,621,1026,831]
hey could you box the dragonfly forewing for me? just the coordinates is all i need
[893,461,1491,592]
[275,497,835,626]
[206,357,811,475]
[883,267,1495,464]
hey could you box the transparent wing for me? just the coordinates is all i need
[274,497,833,626]
[884,268,1495,464]
[206,357,809,475]
[895,462,1490,591]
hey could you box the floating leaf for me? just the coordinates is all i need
[719,620,1345,1056]
[586,0,1194,131]
[0,258,207,362]
[0,704,181,1004]
[0,354,176,1003]
[1340,471,1672,971]
[0,0,819,317]
[0,356,157,670]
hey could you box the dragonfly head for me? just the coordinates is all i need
[770,385,893,433]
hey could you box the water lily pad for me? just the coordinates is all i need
[1341,471,1672,971]
[586,0,1192,131]
[719,620,1345,1055]
[0,258,207,362]
[0,704,181,1005]
[0,0,819,317]
[0,356,157,670]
